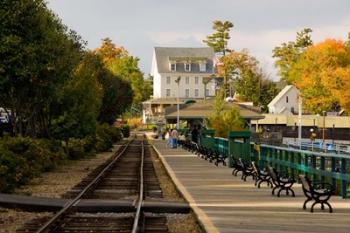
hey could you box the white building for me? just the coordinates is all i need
[143,47,217,124]
[151,47,216,99]
[268,85,300,115]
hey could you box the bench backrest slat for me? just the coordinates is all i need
[252,161,259,174]
[299,175,311,192]
[268,166,278,181]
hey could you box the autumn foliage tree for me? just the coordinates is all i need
[289,39,350,113]
[95,38,152,109]
[206,89,245,137]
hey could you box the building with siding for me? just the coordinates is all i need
[268,85,299,114]
[143,47,220,124]
[151,47,216,99]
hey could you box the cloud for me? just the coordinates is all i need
[227,17,350,80]
[148,31,206,46]
[46,0,350,78]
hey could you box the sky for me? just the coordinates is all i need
[47,0,350,80]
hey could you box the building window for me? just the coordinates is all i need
[195,76,199,84]
[184,63,191,71]
[185,77,189,84]
[166,89,170,97]
[286,96,289,103]
[185,89,190,97]
[170,63,176,71]
[199,63,206,72]
[166,76,170,84]
[195,89,199,97]
[205,89,209,96]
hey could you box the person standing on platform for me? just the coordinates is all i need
[171,128,178,148]
[191,126,199,143]
[166,129,172,148]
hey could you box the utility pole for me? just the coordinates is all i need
[175,76,181,130]
[322,111,326,144]
[298,96,302,149]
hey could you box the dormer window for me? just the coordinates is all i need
[170,63,176,71]
[199,62,206,72]
[184,63,191,72]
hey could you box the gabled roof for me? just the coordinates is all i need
[268,85,299,107]
[164,99,264,120]
[153,47,214,73]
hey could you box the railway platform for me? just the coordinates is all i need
[152,139,350,233]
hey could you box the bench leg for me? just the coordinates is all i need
[272,186,278,195]
[290,188,295,197]
[277,188,283,197]
[325,202,333,213]
[311,201,319,213]
[303,198,312,209]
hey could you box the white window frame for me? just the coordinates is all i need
[185,77,189,84]
[185,89,190,97]
[195,89,199,97]
[205,88,209,97]
[195,76,199,84]
[184,63,191,72]
[199,62,206,72]
[170,63,176,71]
[166,89,171,97]
[166,76,171,84]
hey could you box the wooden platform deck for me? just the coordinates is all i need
[152,140,350,233]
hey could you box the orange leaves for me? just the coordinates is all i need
[291,39,350,113]
[94,38,128,65]
[334,67,350,112]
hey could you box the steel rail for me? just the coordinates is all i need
[131,135,145,233]
[35,138,134,233]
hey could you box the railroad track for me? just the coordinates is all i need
[17,134,169,233]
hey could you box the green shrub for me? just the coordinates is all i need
[0,136,66,192]
[110,127,122,142]
[95,124,113,152]
[95,124,122,152]
[0,145,28,192]
[0,124,123,193]
[66,138,90,160]
[121,125,130,138]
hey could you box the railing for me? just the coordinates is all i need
[199,132,350,198]
[254,143,350,199]
[215,137,229,161]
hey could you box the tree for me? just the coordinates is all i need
[203,20,234,55]
[95,38,151,109]
[219,50,279,111]
[51,53,102,141]
[259,79,280,112]
[206,89,245,137]
[0,0,84,137]
[272,28,313,84]
[289,39,350,113]
[94,38,127,64]
[97,69,133,124]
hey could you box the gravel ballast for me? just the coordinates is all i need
[148,143,204,233]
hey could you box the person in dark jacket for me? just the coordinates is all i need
[191,126,199,143]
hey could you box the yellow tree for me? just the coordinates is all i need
[206,89,245,137]
[94,38,152,108]
[290,39,350,113]
[94,38,127,64]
